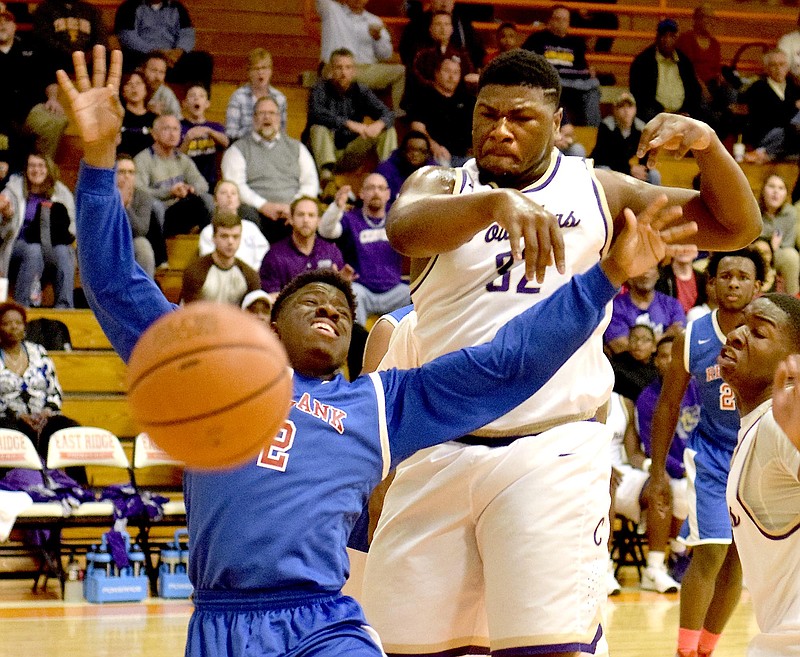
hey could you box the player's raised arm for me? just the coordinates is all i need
[59,46,174,362]
[384,196,697,462]
[773,354,800,452]
[599,113,761,252]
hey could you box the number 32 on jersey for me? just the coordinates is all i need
[487,250,541,294]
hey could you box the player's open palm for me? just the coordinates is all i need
[604,195,697,286]
[773,354,800,450]
[56,46,123,147]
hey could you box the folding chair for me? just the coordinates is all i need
[0,429,67,590]
[130,432,186,591]
[611,515,648,579]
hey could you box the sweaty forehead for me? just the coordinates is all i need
[745,297,789,326]
[477,84,556,110]
[294,283,345,302]
[717,256,756,277]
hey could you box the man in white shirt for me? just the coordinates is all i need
[221,96,319,245]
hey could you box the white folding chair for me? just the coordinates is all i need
[131,432,185,517]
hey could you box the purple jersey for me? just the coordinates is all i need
[604,290,686,344]
[259,236,345,293]
[339,209,402,293]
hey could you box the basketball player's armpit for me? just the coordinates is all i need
[384,263,618,462]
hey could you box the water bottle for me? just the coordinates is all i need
[129,544,146,578]
[178,542,189,575]
[85,544,98,575]
[64,554,83,602]
[160,542,181,574]
[95,544,112,577]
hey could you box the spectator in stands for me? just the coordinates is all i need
[778,9,800,84]
[31,0,107,74]
[741,50,800,165]
[484,22,520,65]
[610,323,659,402]
[620,333,697,592]
[116,153,166,279]
[656,244,708,315]
[375,130,435,205]
[0,300,80,465]
[0,153,75,308]
[114,0,213,89]
[751,236,780,294]
[0,3,67,164]
[400,0,485,72]
[134,114,213,237]
[319,173,410,327]
[180,85,229,190]
[241,289,272,327]
[118,70,157,157]
[759,173,800,296]
[605,265,687,355]
[141,52,181,117]
[259,196,347,298]
[225,48,288,140]
[406,10,478,106]
[522,5,601,126]
[676,5,736,133]
[629,19,704,123]
[199,186,268,273]
[222,96,319,245]
[307,48,398,183]
[554,118,587,157]
[180,212,260,305]
[591,91,661,185]
[316,0,406,111]
[407,56,475,167]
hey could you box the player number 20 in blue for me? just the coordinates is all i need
[486,250,542,294]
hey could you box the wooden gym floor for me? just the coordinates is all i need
[0,567,758,657]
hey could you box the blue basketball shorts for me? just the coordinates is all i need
[680,440,735,545]
[186,589,384,657]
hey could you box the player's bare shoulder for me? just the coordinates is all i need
[397,165,460,202]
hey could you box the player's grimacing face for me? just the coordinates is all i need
[712,256,760,312]
[473,84,561,182]
[273,283,352,377]
[718,297,795,395]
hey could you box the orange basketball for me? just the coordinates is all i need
[126,301,293,470]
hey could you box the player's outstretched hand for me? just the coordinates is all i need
[601,194,697,288]
[636,113,715,169]
[494,189,566,284]
[773,354,800,451]
[56,45,123,168]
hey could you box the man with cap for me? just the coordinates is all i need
[591,90,662,185]
[629,18,704,123]
[241,289,272,326]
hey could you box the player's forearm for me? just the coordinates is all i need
[649,399,681,476]
[694,136,761,249]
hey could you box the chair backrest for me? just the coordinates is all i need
[46,427,129,470]
[0,429,44,470]
[132,433,184,469]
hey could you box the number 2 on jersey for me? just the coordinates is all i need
[258,420,297,472]
[719,383,736,411]
[486,250,541,294]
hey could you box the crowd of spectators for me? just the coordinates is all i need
[1,0,800,339]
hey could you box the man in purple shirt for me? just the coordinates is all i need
[259,196,345,296]
[319,173,410,326]
[605,266,687,353]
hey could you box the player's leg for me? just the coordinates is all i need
[362,443,489,656]
[700,543,742,635]
[478,422,610,656]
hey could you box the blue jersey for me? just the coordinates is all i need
[684,310,739,455]
[74,163,619,597]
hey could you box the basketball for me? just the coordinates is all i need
[126,302,293,470]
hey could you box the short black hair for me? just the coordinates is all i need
[763,293,800,349]
[271,269,357,323]
[400,129,430,149]
[478,50,561,106]
[707,247,766,283]
[629,324,655,339]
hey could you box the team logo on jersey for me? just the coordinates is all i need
[291,392,347,434]
[729,507,741,527]
[483,210,581,244]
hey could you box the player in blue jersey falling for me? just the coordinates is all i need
[648,248,765,657]
[58,47,696,657]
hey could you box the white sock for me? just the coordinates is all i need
[647,550,666,570]
[670,539,686,555]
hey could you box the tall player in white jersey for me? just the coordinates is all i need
[718,295,800,657]
[360,50,762,657]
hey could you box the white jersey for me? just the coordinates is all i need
[411,150,614,436]
[728,401,800,656]
[607,392,631,468]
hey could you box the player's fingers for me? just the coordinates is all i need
[636,114,666,159]
[522,224,539,281]
[56,69,78,100]
[73,51,91,92]
[107,49,123,94]
[507,221,523,263]
[658,221,698,244]
[551,220,566,275]
[649,203,684,231]
[633,194,668,227]
[92,45,107,88]
[533,220,552,283]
